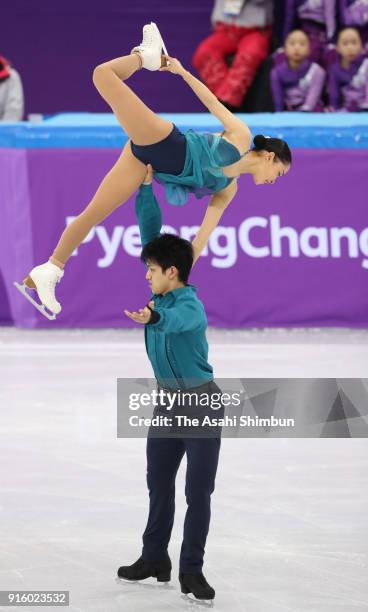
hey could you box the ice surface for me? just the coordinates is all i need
[0,328,367,611]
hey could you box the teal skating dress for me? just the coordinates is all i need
[153,130,247,206]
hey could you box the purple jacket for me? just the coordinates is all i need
[271,58,326,110]
[283,0,336,41]
[339,0,368,26]
[328,52,368,110]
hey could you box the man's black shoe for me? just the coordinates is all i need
[179,571,215,600]
[117,555,171,582]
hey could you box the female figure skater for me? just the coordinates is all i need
[17,22,291,318]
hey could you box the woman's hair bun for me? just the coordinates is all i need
[253,134,266,148]
[252,133,292,165]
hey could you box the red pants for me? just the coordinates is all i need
[192,22,272,108]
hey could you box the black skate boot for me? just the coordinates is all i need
[117,555,171,582]
[179,571,215,600]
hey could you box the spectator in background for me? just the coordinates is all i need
[271,30,326,110]
[283,0,336,65]
[192,0,273,109]
[0,55,24,121]
[327,27,368,110]
[339,0,368,48]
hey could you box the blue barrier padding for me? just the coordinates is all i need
[1,112,368,148]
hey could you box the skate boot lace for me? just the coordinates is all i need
[141,25,157,49]
[46,277,59,292]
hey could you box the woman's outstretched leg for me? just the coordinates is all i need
[49,46,173,266]
[92,53,173,145]
[49,142,146,266]
[21,25,173,314]
[46,50,173,267]
[22,142,147,315]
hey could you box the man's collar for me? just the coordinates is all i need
[154,284,197,298]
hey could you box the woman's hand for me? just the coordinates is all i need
[159,55,186,76]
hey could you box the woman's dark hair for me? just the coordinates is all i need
[141,233,193,283]
[252,134,292,165]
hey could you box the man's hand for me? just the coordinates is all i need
[143,164,153,185]
[124,300,155,324]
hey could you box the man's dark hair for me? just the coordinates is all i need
[141,233,194,283]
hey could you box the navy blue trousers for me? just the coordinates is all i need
[141,435,221,573]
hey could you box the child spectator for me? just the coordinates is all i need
[0,55,24,121]
[192,0,273,109]
[283,0,337,65]
[339,0,368,47]
[271,30,326,110]
[328,27,368,110]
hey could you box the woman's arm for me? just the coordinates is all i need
[160,56,251,141]
[182,70,250,139]
[191,180,238,266]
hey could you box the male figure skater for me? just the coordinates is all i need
[119,165,223,601]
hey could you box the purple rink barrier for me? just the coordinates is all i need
[0,147,368,328]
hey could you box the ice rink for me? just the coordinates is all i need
[1,327,368,611]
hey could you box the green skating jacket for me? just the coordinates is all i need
[134,184,213,390]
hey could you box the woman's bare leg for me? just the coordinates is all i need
[92,53,173,144]
[49,142,146,266]
[42,54,173,269]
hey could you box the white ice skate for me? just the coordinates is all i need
[131,22,169,71]
[13,261,64,320]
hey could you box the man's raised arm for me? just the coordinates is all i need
[134,165,162,247]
